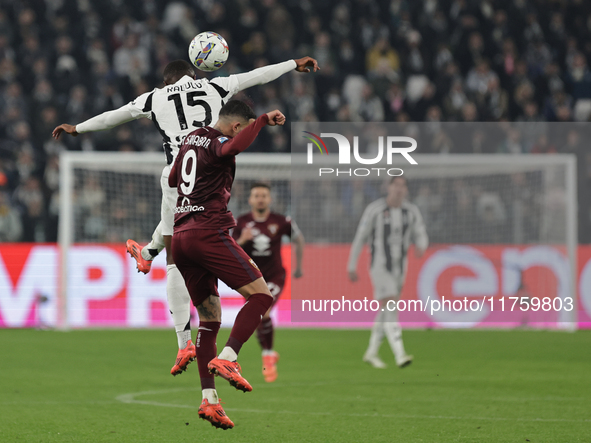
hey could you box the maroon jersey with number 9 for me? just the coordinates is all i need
[169,114,270,231]
[169,126,236,232]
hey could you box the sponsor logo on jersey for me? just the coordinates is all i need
[252,234,271,256]
[175,205,205,214]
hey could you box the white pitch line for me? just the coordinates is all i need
[115,388,591,423]
[116,394,195,409]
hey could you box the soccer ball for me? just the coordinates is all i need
[188,32,229,72]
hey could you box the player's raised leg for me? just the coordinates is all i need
[208,277,273,392]
[158,173,196,375]
[126,239,154,274]
[165,233,196,375]
[142,220,166,263]
[126,220,166,274]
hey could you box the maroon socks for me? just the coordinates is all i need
[256,317,274,350]
[196,321,220,389]
[226,293,273,354]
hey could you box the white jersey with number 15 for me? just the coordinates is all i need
[128,75,237,165]
[74,59,297,166]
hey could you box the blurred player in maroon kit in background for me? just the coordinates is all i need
[168,99,286,429]
[233,183,304,382]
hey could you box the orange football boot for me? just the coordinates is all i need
[170,340,197,376]
[126,239,152,274]
[262,351,280,383]
[198,399,234,430]
[208,358,253,392]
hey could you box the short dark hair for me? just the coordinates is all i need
[390,175,407,185]
[163,60,195,84]
[250,182,271,191]
[219,100,257,121]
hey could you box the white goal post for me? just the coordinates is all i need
[58,152,577,330]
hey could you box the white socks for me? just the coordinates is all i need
[177,329,191,350]
[141,221,166,261]
[366,307,408,364]
[262,350,275,357]
[166,264,192,349]
[383,309,407,364]
[366,309,386,357]
[202,388,219,404]
[139,224,191,350]
[218,346,238,362]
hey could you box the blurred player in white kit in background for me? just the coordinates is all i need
[347,176,428,369]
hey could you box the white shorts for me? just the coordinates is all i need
[369,268,403,301]
[160,165,178,236]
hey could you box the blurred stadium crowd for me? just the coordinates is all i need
[0,0,590,243]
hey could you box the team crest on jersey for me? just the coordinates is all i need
[218,136,229,143]
[268,224,278,235]
[249,258,260,271]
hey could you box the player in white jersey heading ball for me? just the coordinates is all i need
[347,176,428,369]
[52,56,319,375]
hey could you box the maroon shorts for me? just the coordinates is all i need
[172,229,263,307]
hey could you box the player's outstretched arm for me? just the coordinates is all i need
[52,99,151,139]
[289,218,305,278]
[220,110,285,156]
[214,57,320,96]
[294,56,320,73]
[52,124,78,139]
[412,206,429,257]
[293,233,305,278]
[347,205,375,282]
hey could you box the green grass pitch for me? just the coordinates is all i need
[1,328,590,442]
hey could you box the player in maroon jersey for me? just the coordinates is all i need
[168,99,284,430]
[233,183,304,382]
